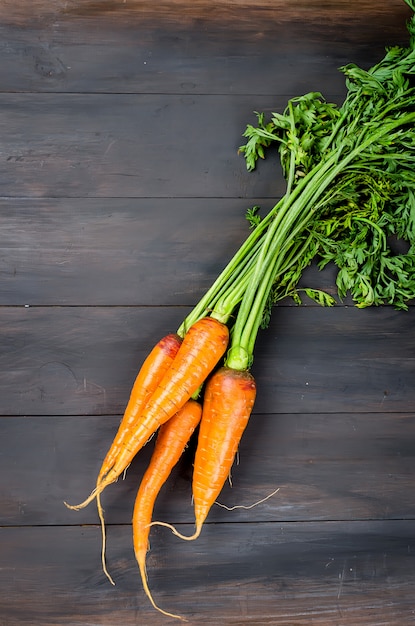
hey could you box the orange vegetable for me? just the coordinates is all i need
[96,332,182,583]
[107,316,228,480]
[133,398,202,621]
[99,333,182,483]
[191,367,256,537]
[162,366,256,541]
[64,333,181,582]
[65,317,229,512]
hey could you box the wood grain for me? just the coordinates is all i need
[0,93,285,198]
[1,412,414,526]
[0,24,358,96]
[1,305,414,416]
[0,197,346,306]
[0,1,411,96]
[0,0,411,30]
[0,522,414,625]
[0,197,267,306]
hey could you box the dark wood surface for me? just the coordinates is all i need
[1,1,415,625]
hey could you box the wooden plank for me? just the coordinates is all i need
[0,521,414,625]
[1,305,414,416]
[1,0,411,27]
[0,197,270,306]
[0,93,287,199]
[1,412,414,526]
[254,305,415,414]
[0,197,340,306]
[0,1,411,95]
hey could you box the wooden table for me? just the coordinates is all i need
[1,1,415,624]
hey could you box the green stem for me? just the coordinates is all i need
[177,134,301,336]
[176,209,274,335]
[226,111,415,370]
[231,151,341,355]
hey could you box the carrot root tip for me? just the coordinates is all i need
[138,561,187,622]
[97,495,115,586]
[63,487,99,511]
[104,569,116,586]
[215,487,280,512]
[63,500,84,511]
[149,520,201,542]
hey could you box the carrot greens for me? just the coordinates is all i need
[223,4,415,369]
[176,3,415,373]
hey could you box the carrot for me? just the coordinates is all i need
[65,316,229,511]
[133,398,202,621]
[100,333,183,482]
[99,333,182,583]
[158,366,256,541]
[64,333,182,583]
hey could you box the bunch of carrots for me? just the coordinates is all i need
[66,315,257,620]
[66,2,415,621]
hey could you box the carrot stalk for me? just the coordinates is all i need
[133,398,202,621]
[65,317,229,511]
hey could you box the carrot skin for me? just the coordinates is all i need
[191,366,256,538]
[64,333,182,583]
[133,398,202,620]
[99,333,183,481]
[104,317,229,485]
[66,316,229,510]
[66,333,182,512]
[91,333,182,584]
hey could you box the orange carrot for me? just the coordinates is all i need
[159,366,256,541]
[133,398,202,621]
[98,333,182,483]
[65,316,229,512]
[64,333,181,583]
[95,332,182,584]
